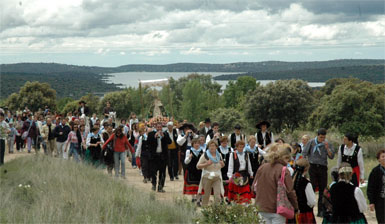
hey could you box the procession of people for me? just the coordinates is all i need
[0,101,384,224]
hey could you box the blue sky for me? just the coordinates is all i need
[1,0,384,67]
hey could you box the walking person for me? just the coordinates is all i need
[199,118,211,138]
[228,124,246,149]
[86,127,104,166]
[197,139,225,206]
[227,140,253,204]
[136,127,151,183]
[101,124,115,175]
[148,123,171,192]
[291,158,316,223]
[183,138,203,203]
[128,122,139,169]
[253,143,298,224]
[255,120,274,149]
[367,149,385,224]
[6,122,17,154]
[54,117,71,158]
[65,124,81,162]
[15,116,23,151]
[41,117,56,156]
[337,133,365,187]
[22,114,38,153]
[103,125,132,179]
[165,121,179,181]
[330,163,367,223]
[302,128,335,217]
[0,112,10,166]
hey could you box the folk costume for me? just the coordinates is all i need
[337,143,364,187]
[183,146,203,195]
[102,131,114,174]
[254,121,274,149]
[177,123,198,176]
[245,144,264,197]
[292,167,317,223]
[227,150,253,204]
[136,133,151,182]
[218,145,232,196]
[330,180,367,223]
[367,164,385,223]
[165,125,179,181]
[229,133,246,149]
[86,132,104,166]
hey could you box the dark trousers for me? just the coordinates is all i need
[0,139,5,166]
[141,156,150,179]
[168,149,179,178]
[375,198,385,223]
[150,155,167,189]
[15,136,22,151]
[309,163,328,214]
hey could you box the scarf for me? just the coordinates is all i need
[142,133,148,141]
[200,143,207,151]
[206,149,220,164]
[219,145,229,154]
[191,147,202,157]
[245,144,257,153]
[236,150,245,157]
[313,137,324,155]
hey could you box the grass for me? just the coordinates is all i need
[0,155,197,223]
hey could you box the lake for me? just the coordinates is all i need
[105,72,325,89]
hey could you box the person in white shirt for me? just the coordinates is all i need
[0,112,10,165]
[337,133,365,187]
[228,124,246,149]
[292,158,317,223]
[205,122,223,145]
[227,140,253,204]
[330,163,367,223]
[254,121,274,149]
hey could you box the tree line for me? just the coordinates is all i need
[2,76,385,138]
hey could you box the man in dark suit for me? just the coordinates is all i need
[199,118,211,138]
[148,122,171,192]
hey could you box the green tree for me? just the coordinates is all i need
[61,100,79,115]
[57,97,74,113]
[5,81,56,112]
[180,80,206,124]
[159,74,222,121]
[308,81,385,137]
[210,107,248,134]
[244,79,315,133]
[80,93,100,115]
[223,76,258,108]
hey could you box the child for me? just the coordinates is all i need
[227,140,253,204]
[183,138,203,203]
[292,158,316,223]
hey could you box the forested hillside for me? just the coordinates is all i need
[214,65,385,83]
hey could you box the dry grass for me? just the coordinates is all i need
[0,155,197,223]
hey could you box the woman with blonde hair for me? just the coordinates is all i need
[253,143,298,224]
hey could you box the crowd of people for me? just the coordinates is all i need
[0,101,384,224]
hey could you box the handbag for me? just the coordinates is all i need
[22,121,32,140]
[276,166,294,219]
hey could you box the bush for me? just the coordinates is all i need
[197,203,262,224]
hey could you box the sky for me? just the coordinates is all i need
[0,0,384,67]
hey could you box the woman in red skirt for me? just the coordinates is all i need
[292,158,316,223]
[183,138,203,203]
[227,140,254,204]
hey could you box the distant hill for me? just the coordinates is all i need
[213,65,385,83]
[0,59,383,99]
[1,59,383,74]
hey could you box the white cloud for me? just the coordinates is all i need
[0,0,383,64]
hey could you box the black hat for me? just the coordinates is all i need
[179,123,197,133]
[256,120,270,129]
[234,124,242,130]
[204,118,211,123]
[79,100,86,105]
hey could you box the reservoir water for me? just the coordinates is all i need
[105,72,325,89]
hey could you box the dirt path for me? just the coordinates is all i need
[3,150,378,223]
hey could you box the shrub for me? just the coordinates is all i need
[197,203,262,224]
